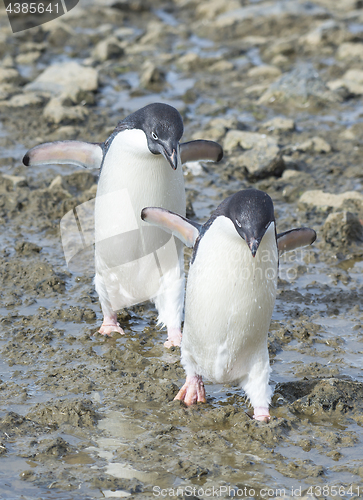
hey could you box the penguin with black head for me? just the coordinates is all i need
[23,103,223,347]
[142,188,316,421]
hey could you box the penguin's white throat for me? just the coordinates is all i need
[110,128,152,157]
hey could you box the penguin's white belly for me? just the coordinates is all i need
[182,219,278,384]
[94,130,185,309]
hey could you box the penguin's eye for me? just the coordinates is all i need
[152,132,158,140]
[235,219,242,228]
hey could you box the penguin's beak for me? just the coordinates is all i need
[248,237,261,258]
[161,144,179,170]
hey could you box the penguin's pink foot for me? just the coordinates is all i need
[253,407,270,423]
[174,375,206,406]
[164,327,182,348]
[98,314,125,336]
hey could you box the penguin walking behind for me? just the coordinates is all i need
[23,103,223,347]
[142,188,316,421]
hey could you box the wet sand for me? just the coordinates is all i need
[0,0,363,498]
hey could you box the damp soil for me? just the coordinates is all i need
[0,0,363,499]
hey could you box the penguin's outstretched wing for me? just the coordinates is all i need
[141,207,201,248]
[277,228,316,255]
[180,140,223,164]
[23,141,104,169]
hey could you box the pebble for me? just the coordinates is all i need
[244,83,270,97]
[139,62,165,89]
[208,60,234,73]
[0,84,15,100]
[282,169,305,180]
[2,174,27,187]
[300,20,341,47]
[327,69,363,96]
[47,23,75,46]
[48,176,63,190]
[177,52,201,71]
[224,130,276,152]
[92,36,124,62]
[247,65,282,78]
[337,42,363,61]
[15,51,41,65]
[196,0,241,20]
[340,123,363,141]
[215,1,327,26]
[260,117,295,132]
[48,126,79,141]
[0,68,23,85]
[43,98,89,124]
[264,39,296,59]
[296,136,332,153]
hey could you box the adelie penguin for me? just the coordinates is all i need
[23,103,223,347]
[142,188,316,422]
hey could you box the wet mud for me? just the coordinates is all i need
[0,0,363,498]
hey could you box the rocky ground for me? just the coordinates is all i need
[0,0,363,498]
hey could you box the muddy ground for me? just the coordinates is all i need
[0,0,363,498]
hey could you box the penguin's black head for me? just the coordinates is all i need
[225,189,275,257]
[123,103,184,170]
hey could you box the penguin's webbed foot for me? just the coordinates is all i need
[174,375,206,406]
[98,314,125,336]
[164,327,182,348]
[253,407,270,423]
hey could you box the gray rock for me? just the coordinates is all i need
[25,62,99,98]
[224,130,285,178]
[323,212,363,247]
[0,92,45,108]
[299,190,363,211]
[43,98,89,124]
[258,64,340,106]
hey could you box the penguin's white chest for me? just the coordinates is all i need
[182,218,278,384]
[94,129,185,257]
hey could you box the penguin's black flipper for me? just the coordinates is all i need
[23,141,104,169]
[277,227,316,255]
[180,140,223,164]
[141,207,201,248]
